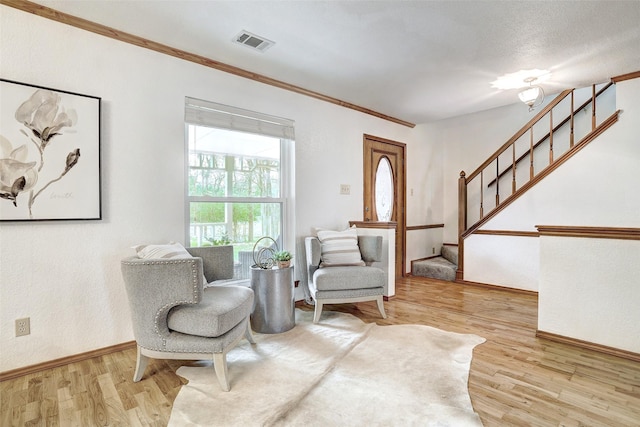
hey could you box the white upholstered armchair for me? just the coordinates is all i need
[121,245,254,391]
[305,233,387,323]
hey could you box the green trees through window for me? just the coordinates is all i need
[187,125,283,257]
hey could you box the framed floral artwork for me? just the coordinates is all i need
[0,79,101,221]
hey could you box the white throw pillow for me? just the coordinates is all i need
[133,242,193,259]
[133,242,209,284]
[316,227,365,267]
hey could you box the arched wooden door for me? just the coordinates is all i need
[363,134,406,278]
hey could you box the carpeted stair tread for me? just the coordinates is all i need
[412,245,458,281]
[412,256,457,281]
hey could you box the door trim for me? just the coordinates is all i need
[363,134,407,277]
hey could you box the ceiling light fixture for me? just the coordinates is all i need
[518,77,545,112]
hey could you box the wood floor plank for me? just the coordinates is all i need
[1,276,639,426]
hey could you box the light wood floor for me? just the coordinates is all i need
[2,276,639,426]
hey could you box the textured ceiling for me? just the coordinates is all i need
[28,0,640,124]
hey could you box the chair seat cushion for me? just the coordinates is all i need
[167,285,254,338]
[313,266,385,292]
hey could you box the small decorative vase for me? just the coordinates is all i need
[277,260,290,269]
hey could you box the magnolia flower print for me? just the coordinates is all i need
[65,148,80,173]
[0,136,38,207]
[15,89,77,153]
[0,88,80,218]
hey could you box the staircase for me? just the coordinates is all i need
[411,245,458,281]
[456,82,620,280]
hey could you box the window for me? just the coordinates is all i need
[185,98,295,281]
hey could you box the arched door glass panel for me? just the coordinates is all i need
[375,157,393,221]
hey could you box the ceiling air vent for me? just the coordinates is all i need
[233,30,275,52]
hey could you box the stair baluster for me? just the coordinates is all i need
[549,109,554,163]
[529,127,534,179]
[495,157,500,206]
[592,84,596,130]
[480,171,484,219]
[512,143,516,194]
[570,91,575,148]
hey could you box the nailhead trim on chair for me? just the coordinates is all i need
[122,258,201,347]
[154,300,191,344]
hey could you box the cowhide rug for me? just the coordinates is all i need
[168,309,485,426]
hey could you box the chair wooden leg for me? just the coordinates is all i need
[213,352,230,392]
[133,346,149,382]
[245,321,256,344]
[313,301,324,323]
[376,296,387,319]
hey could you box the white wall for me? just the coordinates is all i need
[535,78,640,352]
[405,124,445,271]
[0,7,438,372]
[539,236,640,353]
[464,234,539,291]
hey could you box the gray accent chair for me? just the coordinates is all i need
[121,245,255,392]
[305,235,387,323]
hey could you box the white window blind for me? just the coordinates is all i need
[185,97,295,140]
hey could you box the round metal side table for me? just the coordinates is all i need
[250,265,295,333]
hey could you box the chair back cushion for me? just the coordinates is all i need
[316,227,365,267]
[357,235,383,264]
[187,246,234,282]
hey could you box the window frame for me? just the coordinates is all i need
[184,99,295,260]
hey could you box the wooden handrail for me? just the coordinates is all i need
[486,82,615,187]
[612,70,640,83]
[465,89,573,183]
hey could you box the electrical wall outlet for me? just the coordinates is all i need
[340,184,350,195]
[16,317,30,337]
[432,247,436,254]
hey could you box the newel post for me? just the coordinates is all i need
[457,171,467,280]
